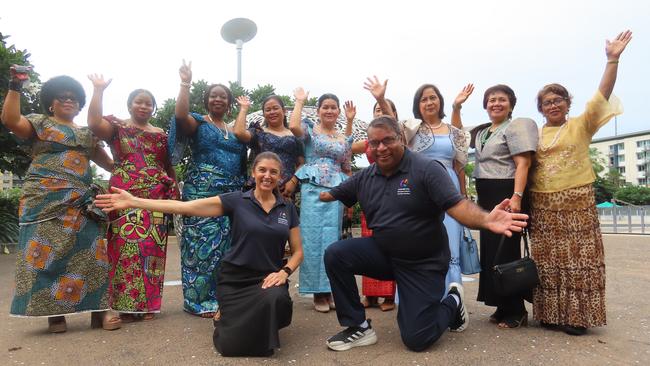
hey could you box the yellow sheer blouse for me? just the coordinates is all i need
[530,91,623,193]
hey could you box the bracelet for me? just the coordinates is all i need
[281,266,293,276]
[9,80,22,92]
[180,81,191,88]
[607,59,619,64]
[452,103,462,110]
[513,191,524,198]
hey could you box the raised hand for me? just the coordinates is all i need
[237,95,251,110]
[88,74,112,90]
[95,187,136,213]
[344,100,356,121]
[363,75,388,100]
[454,83,474,107]
[179,59,192,83]
[606,30,632,60]
[293,87,309,104]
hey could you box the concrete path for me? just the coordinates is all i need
[1,234,649,365]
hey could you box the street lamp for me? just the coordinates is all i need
[220,18,257,86]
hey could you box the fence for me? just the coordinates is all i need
[597,205,650,234]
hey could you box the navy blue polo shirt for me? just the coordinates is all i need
[220,190,299,273]
[330,150,463,269]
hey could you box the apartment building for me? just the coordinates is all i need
[591,130,650,186]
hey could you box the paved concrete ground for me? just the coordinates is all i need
[1,233,649,365]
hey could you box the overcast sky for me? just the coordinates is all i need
[2,1,649,174]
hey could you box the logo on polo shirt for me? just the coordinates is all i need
[397,178,411,196]
[278,211,289,225]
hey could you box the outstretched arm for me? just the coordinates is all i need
[96,187,224,217]
[0,66,35,140]
[450,83,474,129]
[599,30,632,100]
[289,87,309,137]
[446,198,528,237]
[174,59,199,136]
[233,95,253,143]
[87,74,116,141]
[363,75,394,118]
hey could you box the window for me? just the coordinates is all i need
[618,167,626,174]
[619,155,625,163]
[640,165,647,172]
[639,178,648,185]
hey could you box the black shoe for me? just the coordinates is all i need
[540,321,557,330]
[448,282,468,332]
[326,319,378,351]
[561,325,587,336]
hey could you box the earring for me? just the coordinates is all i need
[48,106,54,113]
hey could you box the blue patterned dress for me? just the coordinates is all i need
[295,119,352,293]
[169,113,247,314]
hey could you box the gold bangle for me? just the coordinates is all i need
[180,81,191,88]
[607,59,619,64]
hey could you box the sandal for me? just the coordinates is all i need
[379,298,395,312]
[213,310,221,328]
[91,311,122,331]
[327,294,336,310]
[314,295,330,313]
[199,312,216,319]
[489,309,504,324]
[142,313,155,321]
[119,313,138,323]
[361,296,379,308]
[48,316,67,333]
[497,313,528,329]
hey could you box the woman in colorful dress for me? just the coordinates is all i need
[87,74,178,321]
[351,89,398,311]
[233,94,304,199]
[289,87,353,312]
[529,30,631,336]
[460,84,538,329]
[3,72,120,332]
[169,60,247,318]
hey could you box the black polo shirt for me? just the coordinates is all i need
[220,190,299,273]
[330,150,463,269]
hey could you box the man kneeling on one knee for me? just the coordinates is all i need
[320,116,528,352]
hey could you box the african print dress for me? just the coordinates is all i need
[107,126,178,313]
[10,114,110,317]
[295,119,352,294]
[169,113,247,314]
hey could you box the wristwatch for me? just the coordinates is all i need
[513,191,524,198]
[281,266,293,276]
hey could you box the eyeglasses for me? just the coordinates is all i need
[541,97,566,107]
[54,95,79,104]
[368,136,399,149]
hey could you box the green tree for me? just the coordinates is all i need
[0,32,41,177]
[614,185,650,205]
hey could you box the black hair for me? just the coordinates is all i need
[127,89,157,113]
[372,98,399,120]
[412,84,445,120]
[203,83,234,116]
[40,75,86,116]
[536,83,572,112]
[368,115,402,138]
[317,93,340,109]
[262,95,288,128]
[483,84,517,118]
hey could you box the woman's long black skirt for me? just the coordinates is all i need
[213,262,293,357]
[475,179,526,317]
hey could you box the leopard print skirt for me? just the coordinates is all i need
[529,184,606,328]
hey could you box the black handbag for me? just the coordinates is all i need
[491,229,539,297]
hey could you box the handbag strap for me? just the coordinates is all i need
[493,228,530,267]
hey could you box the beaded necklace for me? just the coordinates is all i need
[538,121,567,152]
[206,114,229,140]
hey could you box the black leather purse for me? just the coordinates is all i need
[492,229,539,297]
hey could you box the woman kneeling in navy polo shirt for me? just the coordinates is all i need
[96,152,304,357]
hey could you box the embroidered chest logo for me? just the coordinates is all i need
[397,178,411,196]
[278,211,289,225]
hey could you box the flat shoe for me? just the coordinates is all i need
[314,297,330,313]
[497,313,528,329]
[91,311,121,331]
[561,325,587,336]
[142,313,155,321]
[379,300,395,312]
[48,316,67,333]
[119,314,138,323]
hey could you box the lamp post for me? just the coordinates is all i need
[220,18,257,86]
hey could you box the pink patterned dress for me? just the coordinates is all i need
[107,126,178,313]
